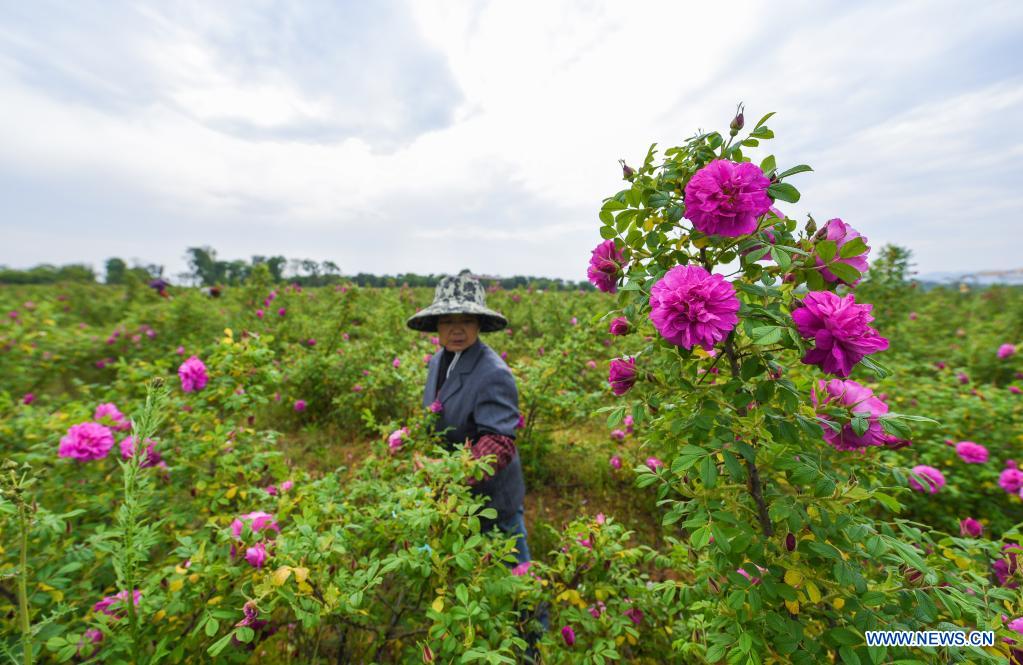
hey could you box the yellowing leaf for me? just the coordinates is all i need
[153,609,166,622]
[224,328,233,337]
[806,582,821,603]
[225,486,238,500]
[272,566,293,587]
[207,596,222,606]
[784,570,803,587]
[833,598,845,610]
[431,597,444,613]
[188,573,199,583]
[785,599,800,614]
[298,581,313,594]
[293,567,310,584]
[169,578,184,593]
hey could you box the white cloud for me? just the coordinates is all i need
[1,0,1021,280]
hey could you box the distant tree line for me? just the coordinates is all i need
[0,246,593,290]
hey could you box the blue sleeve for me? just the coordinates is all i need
[473,367,519,438]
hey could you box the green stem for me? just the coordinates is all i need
[19,503,32,665]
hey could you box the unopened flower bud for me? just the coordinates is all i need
[619,159,635,179]
[730,112,744,132]
[785,533,796,552]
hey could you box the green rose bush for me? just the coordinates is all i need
[585,107,1021,663]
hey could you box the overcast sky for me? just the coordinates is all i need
[2,0,1021,282]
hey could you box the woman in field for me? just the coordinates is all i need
[406,269,549,650]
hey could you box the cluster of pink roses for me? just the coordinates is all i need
[58,403,166,466]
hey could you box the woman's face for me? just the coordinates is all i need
[437,314,480,352]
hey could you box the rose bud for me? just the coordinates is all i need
[730,110,744,131]
[785,533,797,552]
[619,159,635,180]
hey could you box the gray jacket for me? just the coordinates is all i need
[423,339,525,521]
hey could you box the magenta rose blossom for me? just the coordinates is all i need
[955,441,988,464]
[293,399,307,412]
[608,357,638,395]
[230,511,280,538]
[792,291,889,377]
[119,436,163,468]
[59,422,115,461]
[683,159,771,236]
[649,265,740,350]
[999,461,1023,494]
[908,465,945,494]
[178,355,209,392]
[811,379,889,451]
[608,316,630,336]
[245,542,269,568]
[645,456,664,471]
[93,589,142,618]
[428,400,443,413]
[587,239,625,293]
[999,343,1017,359]
[814,218,870,283]
[959,517,984,538]
[609,455,622,470]
[994,544,1020,588]
[561,625,576,647]
[388,427,408,454]
[94,403,132,431]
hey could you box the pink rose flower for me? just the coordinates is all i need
[587,239,625,294]
[999,343,1017,359]
[791,291,889,377]
[645,456,664,471]
[609,455,622,470]
[609,317,629,336]
[256,309,264,318]
[683,159,771,236]
[178,356,209,392]
[649,265,739,350]
[230,511,280,538]
[811,379,889,451]
[388,427,408,454]
[561,625,576,647]
[908,465,945,494]
[245,542,269,568]
[278,308,286,317]
[392,357,401,368]
[624,414,634,434]
[280,480,293,492]
[428,400,443,413]
[94,402,132,431]
[119,436,163,468]
[610,429,625,441]
[955,441,988,464]
[294,399,307,412]
[814,218,870,284]
[59,422,115,461]
[93,589,141,618]
[608,357,638,395]
[959,518,983,538]
[22,393,35,405]
[999,463,1023,494]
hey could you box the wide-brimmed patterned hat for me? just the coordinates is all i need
[406,269,508,333]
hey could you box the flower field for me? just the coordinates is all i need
[3,113,1023,664]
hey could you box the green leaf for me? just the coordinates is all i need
[205,617,220,637]
[838,237,868,258]
[775,164,813,179]
[741,138,760,147]
[827,262,861,284]
[701,456,718,489]
[753,111,776,130]
[648,191,671,208]
[760,155,777,174]
[829,627,861,646]
[207,634,234,657]
[750,326,784,345]
[750,126,775,139]
[771,246,792,270]
[599,225,617,239]
[816,240,838,263]
[767,182,800,203]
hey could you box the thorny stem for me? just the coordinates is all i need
[722,334,774,537]
[19,497,32,665]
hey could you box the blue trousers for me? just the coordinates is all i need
[481,504,551,635]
